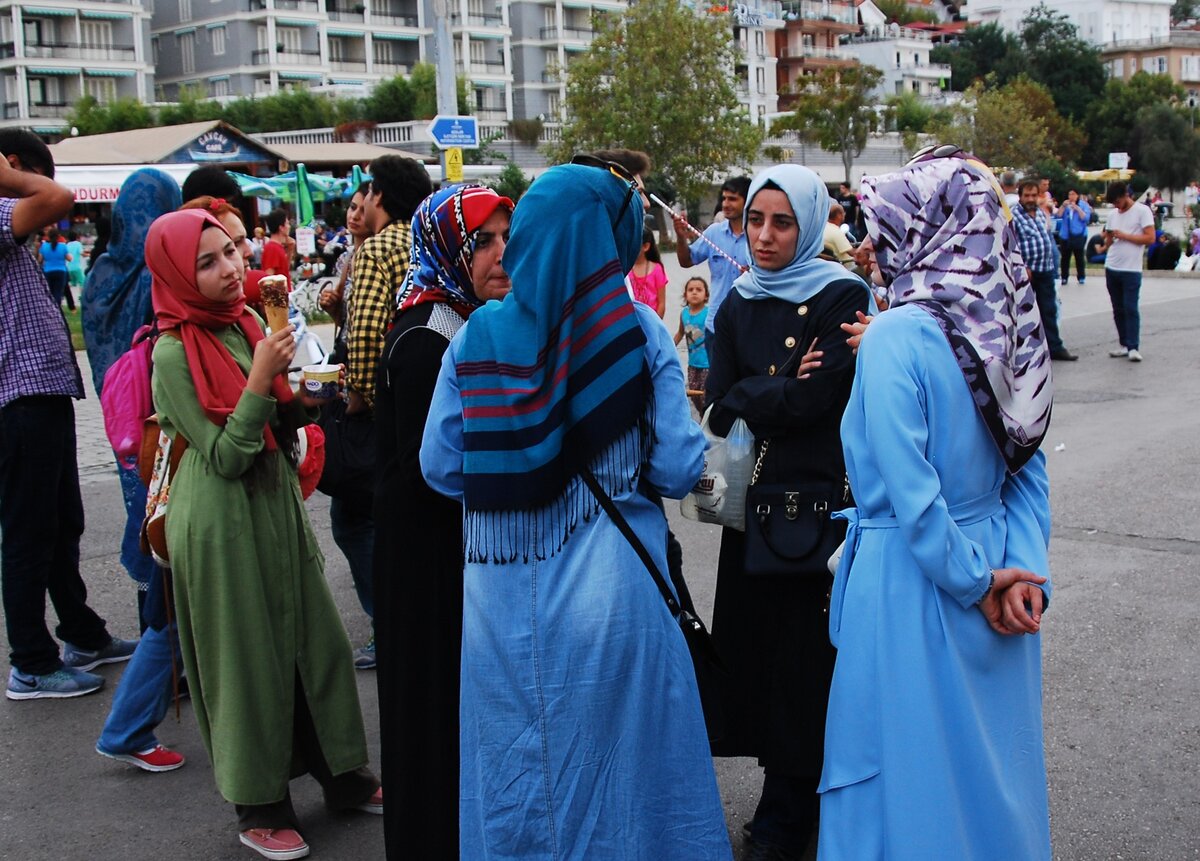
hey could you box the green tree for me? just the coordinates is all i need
[65,95,155,135]
[772,64,885,184]
[1130,103,1200,189]
[365,74,415,122]
[551,0,761,203]
[489,160,531,202]
[927,81,1055,171]
[1016,4,1106,123]
[929,22,1021,92]
[873,0,939,25]
[408,63,470,119]
[1172,0,1199,23]
[1083,72,1183,167]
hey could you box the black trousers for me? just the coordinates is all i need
[0,396,109,674]
[1060,234,1087,282]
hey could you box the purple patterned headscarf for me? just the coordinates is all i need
[861,156,1052,473]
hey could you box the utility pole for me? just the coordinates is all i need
[429,0,457,182]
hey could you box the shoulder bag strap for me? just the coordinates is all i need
[579,466,680,617]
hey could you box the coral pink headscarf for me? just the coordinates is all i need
[148,209,294,450]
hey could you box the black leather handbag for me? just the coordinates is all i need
[743,439,847,577]
[316,397,376,501]
[580,467,727,743]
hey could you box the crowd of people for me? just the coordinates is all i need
[11,123,1163,859]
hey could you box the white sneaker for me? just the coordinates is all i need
[1128,349,1143,362]
[1108,347,1129,358]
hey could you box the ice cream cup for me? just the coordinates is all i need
[302,364,340,400]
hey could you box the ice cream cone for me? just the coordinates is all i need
[265,304,290,334]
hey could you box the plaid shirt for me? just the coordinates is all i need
[0,198,84,408]
[1012,205,1056,273]
[346,219,412,409]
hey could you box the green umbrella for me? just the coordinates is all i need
[295,163,315,226]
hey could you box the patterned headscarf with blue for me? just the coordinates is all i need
[453,163,648,528]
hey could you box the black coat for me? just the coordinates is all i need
[373,301,465,859]
[705,277,870,777]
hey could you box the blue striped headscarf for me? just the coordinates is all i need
[454,163,647,514]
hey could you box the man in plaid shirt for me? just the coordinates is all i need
[1014,178,1078,362]
[345,155,432,415]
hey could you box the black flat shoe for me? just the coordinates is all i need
[1051,350,1079,361]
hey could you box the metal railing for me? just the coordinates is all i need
[4,41,137,61]
[371,62,410,75]
[781,0,858,25]
[250,48,322,65]
[330,58,368,72]
[327,8,365,21]
[451,12,503,27]
[539,25,593,39]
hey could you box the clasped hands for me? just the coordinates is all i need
[977,568,1047,636]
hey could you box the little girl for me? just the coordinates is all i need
[628,226,668,318]
[673,276,710,414]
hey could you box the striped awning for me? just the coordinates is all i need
[23,5,75,15]
[80,9,133,18]
[26,66,78,75]
[277,17,317,27]
[85,68,136,77]
[327,28,364,37]
[372,31,418,40]
[278,71,323,79]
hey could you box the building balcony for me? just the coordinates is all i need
[251,48,323,65]
[369,12,419,27]
[327,7,366,21]
[475,107,507,120]
[2,41,137,61]
[451,12,503,28]
[781,0,858,29]
[896,61,951,78]
[467,58,505,75]
[7,101,72,118]
[539,25,593,40]
[331,58,368,72]
[372,61,410,75]
[541,69,559,83]
[249,0,321,9]
[777,45,855,65]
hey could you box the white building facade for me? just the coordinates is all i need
[967,0,1172,46]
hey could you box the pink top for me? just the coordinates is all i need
[628,262,667,312]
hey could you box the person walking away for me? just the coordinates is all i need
[39,227,73,309]
[673,276,710,415]
[629,226,668,318]
[818,150,1053,861]
[1057,188,1091,285]
[672,176,752,335]
[65,230,85,295]
[375,183,513,860]
[146,208,380,860]
[1,129,136,701]
[1013,179,1077,362]
[420,163,730,860]
[1100,182,1154,362]
[260,208,293,293]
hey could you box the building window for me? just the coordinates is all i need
[211,25,225,55]
[278,27,301,53]
[1184,55,1200,81]
[152,36,160,64]
[547,91,560,118]
[179,0,191,22]
[85,77,116,103]
[179,31,195,73]
[80,20,112,49]
[255,77,272,93]
[212,78,230,96]
[373,40,393,65]
[911,80,919,92]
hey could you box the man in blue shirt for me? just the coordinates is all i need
[1014,178,1077,361]
[672,176,751,334]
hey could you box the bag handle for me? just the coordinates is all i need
[579,467,681,618]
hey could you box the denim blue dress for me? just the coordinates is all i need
[422,304,731,860]
[818,304,1053,860]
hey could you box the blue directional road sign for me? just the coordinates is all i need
[427,115,479,150]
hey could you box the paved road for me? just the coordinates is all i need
[1,267,1198,860]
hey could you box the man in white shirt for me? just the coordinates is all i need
[822,202,855,266]
[1099,182,1155,362]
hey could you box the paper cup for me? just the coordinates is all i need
[302,364,340,400]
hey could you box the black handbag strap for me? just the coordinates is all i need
[579,467,681,618]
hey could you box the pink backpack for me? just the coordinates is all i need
[100,325,155,466]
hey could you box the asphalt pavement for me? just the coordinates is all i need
[1,263,1198,860]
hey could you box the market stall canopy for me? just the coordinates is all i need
[49,121,281,167]
[1076,168,1137,181]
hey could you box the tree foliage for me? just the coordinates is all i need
[551,0,761,203]
[929,23,1022,92]
[872,0,939,25]
[927,81,1055,171]
[68,95,155,136]
[1083,72,1184,168]
[1130,103,1200,189]
[1173,0,1199,23]
[1015,4,1106,123]
[772,64,885,184]
[488,160,531,202]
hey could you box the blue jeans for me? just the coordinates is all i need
[97,622,181,754]
[0,396,110,675]
[1029,269,1066,353]
[1105,269,1142,350]
[330,497,374,620]
[117,459,156,589]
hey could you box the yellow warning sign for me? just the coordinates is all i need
[445,147,464,183]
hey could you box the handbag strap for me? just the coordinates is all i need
[750,438,770,487]
[579,467,681,618]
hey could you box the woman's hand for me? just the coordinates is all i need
[978,567,1048,635]
[796,338,822,379]
[840,311,874,354]
[296,364,346,408]
[247,325,296,397]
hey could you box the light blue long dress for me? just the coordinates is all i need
[818,304,1053,860]
[421,304,732,861]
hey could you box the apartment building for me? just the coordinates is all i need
[730,0,785,125]
[968,0,1172,47]
[774,0,858,109]
[841,19,951,99]
[1101,27,1200,100]
[0,0,154,132]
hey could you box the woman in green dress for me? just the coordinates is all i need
[147,208,380,861]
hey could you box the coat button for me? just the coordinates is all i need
[785,336,796,348]
[768,364,776,375]
[797,305,809,316]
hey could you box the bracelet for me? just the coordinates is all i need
[976,569,996,605]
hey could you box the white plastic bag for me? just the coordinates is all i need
[680,406,755,531]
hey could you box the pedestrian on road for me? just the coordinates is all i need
[1013,178,1078,361]
[1057,188,1091,285]
[703,164,873,860]
[1,129,136,702]
[38,226,73,310]
[1100,181,1155,362]
[671,175,751,335]
[818,152,1053,861]
[146,208,380,861]
[420,163,729,859]
[373,183,513,860]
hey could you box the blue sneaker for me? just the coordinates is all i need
[6,666,104,700]
[62,637,138,672]
[353,637,376,671]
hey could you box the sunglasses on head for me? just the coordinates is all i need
[905,143,964,167]
[570,153,639,228]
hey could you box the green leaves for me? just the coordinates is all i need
[551,0,762,203]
